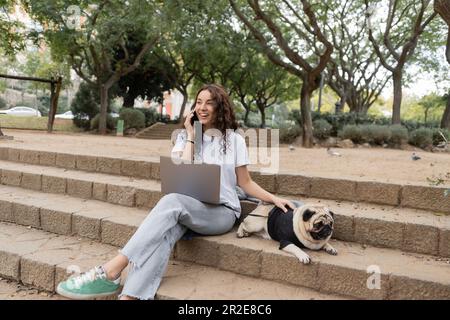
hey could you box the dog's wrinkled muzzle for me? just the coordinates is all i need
[311,225,333,240]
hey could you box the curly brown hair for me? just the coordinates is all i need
[182,84,239,154]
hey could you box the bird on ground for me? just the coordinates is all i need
[289,145,295,151]
[327,147,342,157]
[411,152,421,161]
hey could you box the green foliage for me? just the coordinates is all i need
[338,125,364,143]
[417,93,446,124]
[389,125,409,145]
[0,1,25,56]
[409,128,434,148]
[20,50,71,91]
[291,110,443,137]
[0,97,7,109]
[37,96,50,117]
[71,82,100,130]
[338,124,445,148]
[362,125,392,145]
[116,47,176,107]
[119,108,146,130]
[90,114,116,131]
[313,119,332,140]
[292,111,391,136]
[279,125,301,144]
[135,108,159,127]
[432,129,450,146]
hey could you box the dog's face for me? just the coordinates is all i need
[295,204,335,243]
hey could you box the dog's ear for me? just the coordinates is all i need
[329,211,335,218]
[303,209,316,222]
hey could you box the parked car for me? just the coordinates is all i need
[55,111,75,120]
[0,106,42,117]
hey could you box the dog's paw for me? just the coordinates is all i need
[297,252,311,264]
[325,246,338,255]
[236,227,248,238]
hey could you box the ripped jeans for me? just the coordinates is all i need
[119,193,237,300]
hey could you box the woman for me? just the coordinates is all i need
[56,84,295,300]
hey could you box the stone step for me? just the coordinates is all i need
[175,231,450,300]
[0,184,449,257]
[156,261,346,300]
[1,146,449,213]
[0,159,163,209]
[0,222,344,300]
[0,190,449,299]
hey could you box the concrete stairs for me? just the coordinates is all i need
[136,123,181,140]
[0,145,449,299]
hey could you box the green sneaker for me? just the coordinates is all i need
[56,266,120,300]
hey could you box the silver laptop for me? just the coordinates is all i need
[159,156,221,204]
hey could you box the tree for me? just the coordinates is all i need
[20,50,71,95]
[70,81,99,129]
[25,0,168,134]
[115,46,176,108]
[418,93,446,124]
[180,6,300,128]
[228,47,299,127]
[152,0,240,121]
[320,0,389,114]
[435,0,450,129]
[0,0,25,55]
[365,0,437,124]
[230,0,333,147]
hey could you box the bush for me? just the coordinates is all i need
[280,125,301,144]
[0,97,7,109]
[389,125,409,145]
[119,108,146,130]
[71,82,100,130]
[135,107,159,127]
[290,110,442,138]
[409,128,433,148]
[313,119,332,140]
[432,129,450,146]
[338,125,363,143]
[90,114,117,131]
[361,125,392,145]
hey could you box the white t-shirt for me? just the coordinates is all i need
[171,129,250,218]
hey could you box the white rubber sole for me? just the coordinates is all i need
[56,285,120,300]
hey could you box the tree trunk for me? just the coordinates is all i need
[441,95,450,129]
[258,105,266,128]
[446,31,450,64]
[337,95,346,114]
[360,101,370,115]
[424,108,429,124]
[177,88,188,123]
[300,82,314,148]
[392,70,403,125]
[99,84,109,134]
[244,108,250,126]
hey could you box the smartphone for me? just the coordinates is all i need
[190,109,199,125]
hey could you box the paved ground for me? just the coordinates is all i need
[1,129,450,187]
[0,278,64,300]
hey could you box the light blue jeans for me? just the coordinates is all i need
[119,193,237,300]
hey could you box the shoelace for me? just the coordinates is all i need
[71,267,104,289]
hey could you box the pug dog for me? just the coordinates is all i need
[236,202,337,264]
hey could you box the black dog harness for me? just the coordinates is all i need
[267,206,306,250]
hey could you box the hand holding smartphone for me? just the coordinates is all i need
[190,109,199,125]
[184,108,197,138]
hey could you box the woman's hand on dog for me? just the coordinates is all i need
[271,196,296,213]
